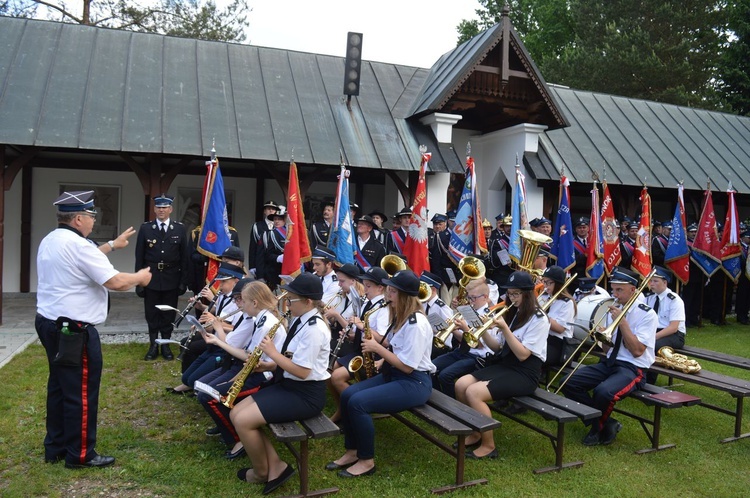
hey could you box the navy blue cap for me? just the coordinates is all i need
[281,273,324,300]
[231,277,254,296]
[610,267,639,286]
[312,247,336,260]
[153,193,174,207]
[543,266,566,284]
[529,218,540,227]
[360,267,388,284]
[447,209,457,219]
[382,270,420,296]
[336,263,361,280]
[355,215,377,228]
[574,217,589,227]
[495,213,506,221]
[653,266,673,284]
[221,246,245,262]
[538,217,552,226]
[431,213,447,223]
[54,190,96,213]
[368,210,388,222]
[537,249,550,258]
[263,200,280,209]
[661,220,673,229]
[577,277,597,291]
[216,262,245,280]
[687,223,698,232]
[420,270,443,289]
[627,221,639,230]
[501,271,536,290]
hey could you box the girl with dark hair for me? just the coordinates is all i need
[539,265,577,367]
[454,271,549,459]
[326,270,435,478]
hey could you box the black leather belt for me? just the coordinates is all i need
[149,262,177,270]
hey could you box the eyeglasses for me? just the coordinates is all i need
[506,291,523,298]
[233,296,243,303]
[467,295,485,302]
[284,297,304,304]
[80,213,96,221]
[542,279,555,286]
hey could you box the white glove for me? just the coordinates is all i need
[249,268,257,278]
[276,255,284,263]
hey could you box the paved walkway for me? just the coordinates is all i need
[0,293,190,368]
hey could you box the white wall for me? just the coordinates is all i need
[2,176,22,292]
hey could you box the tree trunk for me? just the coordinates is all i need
[82,0,91,25]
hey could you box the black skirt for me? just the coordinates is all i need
[253,379,326,423]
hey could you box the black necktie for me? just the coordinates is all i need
[425,303,431,316]
[653,296,660,314]
[605,327,623,367]
[274,318,301,382]
[360,300,374,319]
[160,222,166,233]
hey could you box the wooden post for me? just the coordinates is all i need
[20,162,32,292]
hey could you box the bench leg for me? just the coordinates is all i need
[634,405,676,454]
[280,440,339,498]
[533,421,584,474]
[721,396,750,443]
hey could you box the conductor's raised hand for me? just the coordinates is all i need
[114,226,137,250]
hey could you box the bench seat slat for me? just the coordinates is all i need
[650,365,750,394]
[300,413,341,439]
[507,396,578,423]
[676,346,750,370]
[407,404,474,436]
[426,389,501,432]
[529,388,601,421]
[268,421,308,442]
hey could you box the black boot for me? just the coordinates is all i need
[161,344,174,361]
[145,332,159,360]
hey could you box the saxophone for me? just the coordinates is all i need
[221,310,291,409]
[654,346,702,374]
[348,300,389,380]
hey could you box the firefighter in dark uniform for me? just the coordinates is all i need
[428,213,447,275]
[619,221,638,269]
[260,206,287,290]
[36,190,152,468]
[368,210,389,245]
[386,207,412,255]
[135,194,190,361]
[248,200,279,279]
[572,217,589,284]
[310,200,334,251]
[683,224,704,327]
[354,215,386,269]
[652,220,669,267]
[485,215,513,287]
[434,215,462,299]
[737,229,750,325]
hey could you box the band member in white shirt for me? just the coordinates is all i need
[645,266,686,384]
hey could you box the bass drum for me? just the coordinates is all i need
[572,295,615,342]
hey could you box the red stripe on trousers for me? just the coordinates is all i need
[601,368,643,424]
[207,386,260,442]
[79,349,89,463]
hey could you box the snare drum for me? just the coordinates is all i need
[575,295,615,331]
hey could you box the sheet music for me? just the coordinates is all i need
[456,305,482,328]
[193,381,221,402]
[427,313,449,331]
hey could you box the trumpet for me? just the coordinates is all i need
[433,311,462,349]
[323,290,344,310]
[547,269,656,393]
[173,277,218,328]
[462,304,512,348]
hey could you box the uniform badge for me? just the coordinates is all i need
[148,238,157,248]
[256,315,267,328]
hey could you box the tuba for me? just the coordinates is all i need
[455,256,486,305]
[381,254,407,277]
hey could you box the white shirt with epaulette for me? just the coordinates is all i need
[605,302,657,369]
[284,309,331,381]
[243,310,287,363]
[500,309,549,362]
[645,289,686,334]
[387,313,436,373]
[320,272,339,304]
[423,295,454,347]
[544,296,576,339]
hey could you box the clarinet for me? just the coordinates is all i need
[173,277,218,328]
[178,292,220,353]
[328,323,354,372]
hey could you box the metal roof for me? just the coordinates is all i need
[0,17,462,173]
[525,86,750,193]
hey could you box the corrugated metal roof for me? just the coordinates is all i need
[526,86,750,193]
[0,17,462,173]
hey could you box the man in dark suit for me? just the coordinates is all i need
[260,206,288,290]
[572,217,589,284]
[386,207,411,255]
[248,200,279,278]
[310,200,334,251]
[353,215,386,269]
[135,194,190,361]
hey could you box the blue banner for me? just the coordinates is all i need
[509,169,528,262]
[551,178,575,271]
[328,166,355,266]
[197,160,231,259]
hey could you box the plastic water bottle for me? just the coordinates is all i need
[61,322,72,335]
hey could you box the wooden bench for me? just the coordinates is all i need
[613,383,700,454]
[674,345,750,371]
[491,388,601,474]
[649,363,750,443]
[389,389,501,494]
[268,413,341,497]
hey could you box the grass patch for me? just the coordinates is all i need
[1,325,750,497]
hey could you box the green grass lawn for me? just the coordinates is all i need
[1,323,750,497]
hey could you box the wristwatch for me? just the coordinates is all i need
[107,240,115,251]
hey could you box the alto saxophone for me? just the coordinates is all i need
[221,311,291,409]
[348,300,389,380]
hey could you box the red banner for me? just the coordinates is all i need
[281,162,312,277]
[693,189,721,259]
[404,151,431,275]
[632,187,652,277]
[600,181,621,274]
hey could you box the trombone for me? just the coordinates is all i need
[539,273,577,312]
[546,269,656,393]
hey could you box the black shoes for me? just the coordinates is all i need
[262,464,296,494]
[224,446,246,460]
[600,418,623,445]
[465,448,498,460]
[337,466,376,478]
[582,425,601,446]
[161,344,174,360]
[205,426,221,436]
[45,454,65,464]
[325,459,358,471]
[144,344,159,360]
[65,454,115,469]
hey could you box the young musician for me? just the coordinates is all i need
[324,264,364,361]
[199,281,286,459]
[326,270,435,477]
[311,247,340,303]
[454,271,549,459]
[230,273,330,494]
[539,266,576,367]
[420,271,453,357]
[562,267,657,446]
[644,266,686,384]
[328,267,390,422]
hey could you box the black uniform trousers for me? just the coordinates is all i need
[144,287,179,339]
[35,314,103,465]
[736,274,750,323]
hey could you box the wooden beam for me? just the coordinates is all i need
[261,163,288,200]
[160,157,192,193]
[3,146,39,191]
[300,166,327,197]
[20,162,32,293]
[119,152,150,193]
[385,171,410,207]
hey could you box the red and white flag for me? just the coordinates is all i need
[281,161,312,277]
[404,150,431,275]
[632,186,652,278]
[600,181,621,274]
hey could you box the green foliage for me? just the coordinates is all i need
[716,0,750,115]
[1,331,750,496]
[4,0,250,42]
[457,1,732,111]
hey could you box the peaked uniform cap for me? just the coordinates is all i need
[54,190,96,213]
